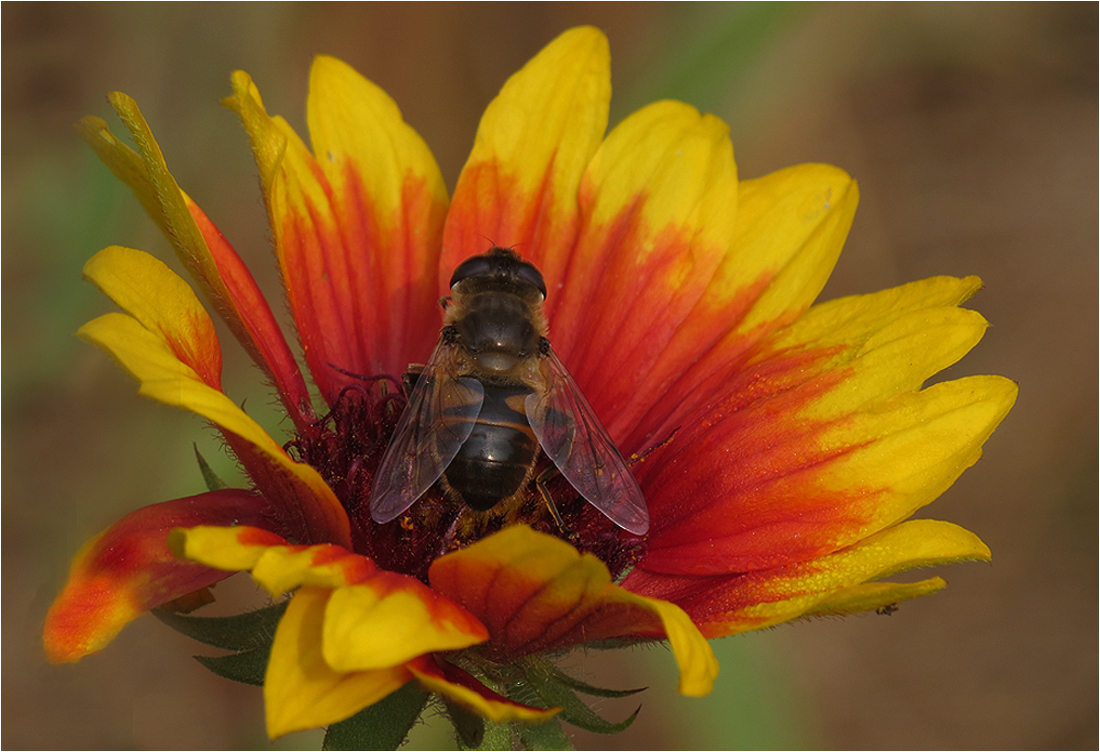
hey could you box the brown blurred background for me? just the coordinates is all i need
[3,3,1096,749]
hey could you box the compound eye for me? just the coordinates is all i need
[449,255,494,289]
[515,260,547,297]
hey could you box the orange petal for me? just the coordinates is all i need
[264,587,412,738]
[429,526,717,696]
[442,26,610,289]
[408,657,560,723]
[43,490,276,663]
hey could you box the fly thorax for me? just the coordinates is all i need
[455,292,538,374]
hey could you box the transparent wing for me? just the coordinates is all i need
[525,349,650,535]
[370,340,485,523]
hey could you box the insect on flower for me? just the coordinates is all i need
[371,246,650,535]
[42,24,1017,746]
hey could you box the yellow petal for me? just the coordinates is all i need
[443,26,610,286]
[613,589,720,697]
[803,577,948,617]
[323,578,487,672]
[168,525,288,572]
[725,519,990,633]
[83,246,222,388]
[249,544,379,594]
[82,95,210,283]
[79,307,349,547]
[264,587,411,738]
[766,275,989,411]
[813,374,1018,535]
[732,164,859,335]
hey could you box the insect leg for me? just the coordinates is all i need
[534,467,569,533]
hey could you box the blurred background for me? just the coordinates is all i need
[3,3,1096,749]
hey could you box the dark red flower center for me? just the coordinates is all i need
[286,375,646,583]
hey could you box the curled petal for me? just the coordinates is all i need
[44,490,276,663]
[77,101,314,427]
[172,526,372,591]
[168,524,289,572]
[429,526,717,696]
[84,245,222,388]
[323,574,487,672]
[78,259,350,547]
[264,587,412,738]
[408,657,560,724]
[626,519,990,637]
[443,25,610,287]
[173,527,488,670]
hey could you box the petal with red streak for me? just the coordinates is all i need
[630,164,859,447]
[625,519,990,637]
[429,526,717,696]
[43,490,276,663]
[547,100,740,445]
[442,26,610,288]
[226,64,447,397]
[78,250,349,546]
[635,277,1016,575]
[307,55,449,378]
[77,101,314,427]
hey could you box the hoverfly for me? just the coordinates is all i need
[369,247,649,535]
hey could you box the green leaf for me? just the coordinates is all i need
[323,682,429,751]
[193,444,229,490]
[152,600,287,650]
[194,644,269,686]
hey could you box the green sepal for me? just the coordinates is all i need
[193,444,229,491]
[193,644,269,686]
[517,717,572,750]
[539,662,646,699]
[323,682,429,751]
[152,600,287,650]
[444,699,487,749]
[521,664,640,735]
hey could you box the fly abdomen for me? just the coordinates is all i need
[445,382,537,511]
